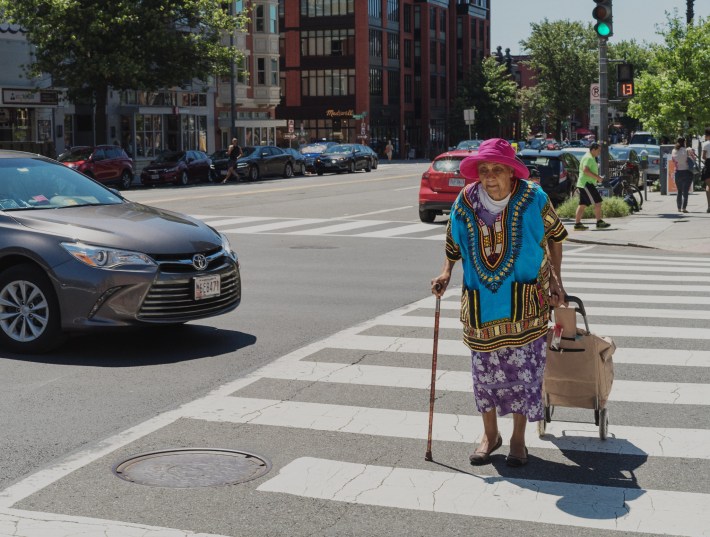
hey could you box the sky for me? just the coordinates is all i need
[490,0,710,55]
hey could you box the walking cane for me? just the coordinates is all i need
[425,284,442,461]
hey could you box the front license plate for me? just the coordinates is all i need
[221,170,228,176]
[449,178,465,187]
[194,274,220,300]
[151,174,159,180]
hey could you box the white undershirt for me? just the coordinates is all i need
[479,185,510,215]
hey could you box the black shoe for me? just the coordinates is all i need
[574,223,588,231]
[469,434,503,466]
[596,220,611,229]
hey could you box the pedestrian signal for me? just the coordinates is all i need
[618,82,634,98]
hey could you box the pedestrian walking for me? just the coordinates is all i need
[430,138,568,468]
[574,142,611,230]
[222,138,243,183]
[385,140,394,161]
[672,137,694,213]
[701,128,710,213]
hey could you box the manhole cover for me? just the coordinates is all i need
[112,448,271,488]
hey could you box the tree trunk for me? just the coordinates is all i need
[94,86,109,145]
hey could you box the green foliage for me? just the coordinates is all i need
[555,195,631,219]
[520,19,598,136]
[627,14,710,138]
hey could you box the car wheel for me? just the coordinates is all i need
[348,161,355,173]
[419,207,436,223]
[208,169,218,183]
[119,170,133,189]
[365,160,372,172]
[179,171,189,186]
[0,264,64,354]
[249,166,260,182]
[372,159,378,170]
[317,169,324,176]
[283,163,294,178]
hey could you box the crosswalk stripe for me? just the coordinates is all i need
[565,281,710,293]
[183,396,710,459]
[321,333,710,367]
[254,360,710,405]
[257,457,710,537]
[565,271,710,283]
[196,215,274,227]
[437,290,710,305]
[356,223,442,237]
[564,263,710,275]
[566,252,710,266]
[223,217,327,233]
[287,220,388,235]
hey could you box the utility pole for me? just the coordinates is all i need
[599,38,609,178]
[229,3,237,140]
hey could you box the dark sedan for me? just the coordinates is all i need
[314,144,373,175]
[357,144,379,170]
[282,148,307,175]
[299,142,337,173]
[140,150,213,186]
[209,149,229,181]
[517,149,580,207]
[235,145,295,181]
[0,150,241,353]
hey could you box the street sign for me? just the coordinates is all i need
[283,133,296,139]
[288,119,294,133]
[463,108,476,124]
[590,83,601,104]
[589,104,601,128]
[360,123,366,135]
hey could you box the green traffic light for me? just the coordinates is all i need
[595,22,612,37]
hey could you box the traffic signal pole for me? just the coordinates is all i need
[599,37,609,178]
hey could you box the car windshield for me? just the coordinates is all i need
[210,150,227,159]
[241,147,258,157]
[456,140,481,150]
[432,157,465,172]
[300,144,329,154]
[323,145,355,154]
[519,156,561,179]
[152,151,184,163]
[57,148,93,163]
[0,157,123,211]
[609,147,630,160]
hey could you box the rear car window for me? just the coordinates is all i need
[519,156,561,179]
[432,157,465,172]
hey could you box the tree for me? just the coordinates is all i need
[520,19,598,138]
[0,0,249,144]
[627,13,710,139]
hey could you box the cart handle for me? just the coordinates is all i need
[564,295,590,333]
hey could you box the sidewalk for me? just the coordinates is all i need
[562,189,710,254]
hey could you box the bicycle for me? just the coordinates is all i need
[601,175,643,212]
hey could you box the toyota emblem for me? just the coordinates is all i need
[192,254,208,270]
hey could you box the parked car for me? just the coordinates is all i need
[629,131,658,145]
[299,142,337,173]
[455,139,483,150]
[560,147,589,162]
[517,149,579,207]
[140,150,213,186]
[627,144,661,183]
[0,150,241,354]
[314,143,373,174]
[608,146,642,188]
[357,144,379,170]
[418,149,478,223]
[235,145,295,181]
[281,148,307,175]
[209,149,229,180]
[57,145,134,189]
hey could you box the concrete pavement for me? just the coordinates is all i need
[562,188,710,254]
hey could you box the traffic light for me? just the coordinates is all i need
[617,63,634,98]
[592,0,613,38]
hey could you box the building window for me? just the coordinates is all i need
[368,0,382,18]
[404,39,412,67]
[404,74,412,103]
[440,9,446,32]
[302,69,356,96]
[301,29,356,56]
[255,5,265,32]
[271,58,279,85]
[440,42,446,67]
[429,41,437,66]
[181,115,207,152]
[301,0,355,17]
[387,0,399,22]
[430,7,436,31]
[370,68,382,96]
[403,4,411,32]
[257,57,266,85]
[429,75,437,99]
[440,76,446,101]
[135,114,163,158]
[387,32,399,61]
[269,5,278,33]
[369,29,382,58]
[388,71,400,103]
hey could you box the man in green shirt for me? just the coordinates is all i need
[575,142,611,230]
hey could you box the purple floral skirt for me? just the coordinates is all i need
[470,335,547,421]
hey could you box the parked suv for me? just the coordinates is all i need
[517,149,579,207]
[629,131,658,145]
[57,145,134,189]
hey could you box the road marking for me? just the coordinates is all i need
[223,217,328,233]
[345,206,413,218]
[183,396,710,459]
[258,457,710,537]
[194,215,274,227]
[564,263,710,275]
[566,252,710,267]
[289,219,388,235]
[357,223,442,237]
[565,271,710,283]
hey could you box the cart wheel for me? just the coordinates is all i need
[594,409,600,426]
[537,419,546,437]
[599,408,609,440]
[545,405,554,423]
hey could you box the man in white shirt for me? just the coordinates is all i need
[702,128,710,213]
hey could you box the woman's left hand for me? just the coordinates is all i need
[549,279,567,308]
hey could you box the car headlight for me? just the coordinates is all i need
[61,242,156,269]
[236,162,248,168]
[220,233,238,262]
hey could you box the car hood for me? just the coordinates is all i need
[143,161,180,171]
[9,202,222,254]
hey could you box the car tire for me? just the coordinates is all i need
[179,171,189,186]
[119,170,133,189]
[208,169,218,183]
[317,170,324,176]
[365,160,372,172]
[372,159,378,170]
[348,161,355,173]
[0,263,64,354]
[419,207,436,223]
[283,163,294,178]
[249,166,260,182]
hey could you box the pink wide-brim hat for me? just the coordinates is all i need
[459,138,530,180]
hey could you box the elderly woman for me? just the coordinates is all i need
[431,138,568,467]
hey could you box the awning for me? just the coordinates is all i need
[575,128,593,135]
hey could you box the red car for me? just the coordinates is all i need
[140,150,213,186]
[57,145,134,189]
[418,149,478,223]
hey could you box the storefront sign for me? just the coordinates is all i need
[2,88,60,106]
[325,109,354,118]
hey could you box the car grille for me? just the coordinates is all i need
[138,248,241,322]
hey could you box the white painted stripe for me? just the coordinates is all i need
[184,396,710,459]
[345,206,412,218]
[290,220,388,235]
[582,306,710,320]
[258,457,710,537]
[196,215,273,227]
[564,263,710,275]
[374,311,710,340]
[323,333,710,367]
[0,508,229,537]
[565,281,710,293]
[356,223,443,237]
[565,252,710,267]
[433,290,710,306]
[565,271,710,283]
[223,217,328,233]
[256,360,710,405]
